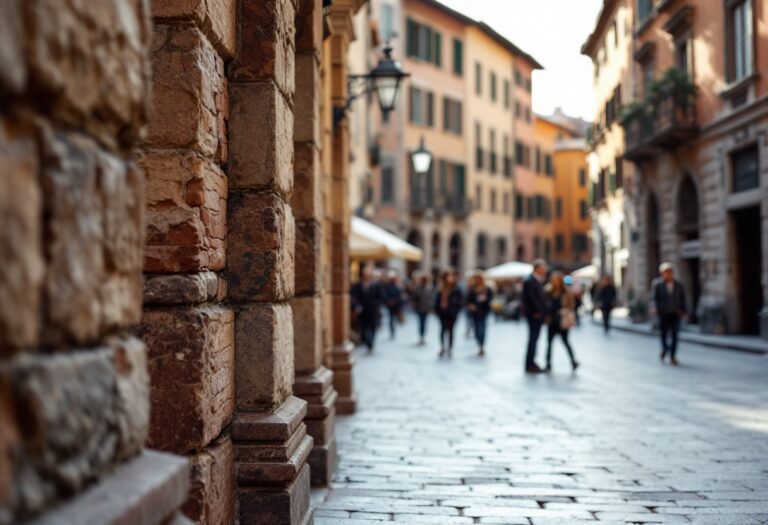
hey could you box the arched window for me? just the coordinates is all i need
[476,232,488,268]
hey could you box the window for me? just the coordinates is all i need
[535,147,542,173]
[406,18,442,67]
[503,80,510,108]
[475,122,484,170]
[642,61,655,98]
[475,62,482,95]
[381,4,394,41]
[490,190,497,213]
[514,67,523,86]
[503,192,510,214]
[452,38,463,75]
[515,141,525,167]
[727,0,754,82]
[409,87,434,126]
[515,194,524,220]
[676,35,692,75]
[476,233,487,259]
[572,233,588,252]
[526,196,536,220]
[580,200,588,219]
[490,71,497,101]
[514,101,521,118]
[503,134,512,177]
[381,165,394,203]
[545,154,553,176]
[489,129,497,174]
[731,145,759,193]
[637,0,653,23]
[555,234,565,252]
[556,198,562,219]
[578,168,586,187]
[475,184,482,209]
[443,97,463,135]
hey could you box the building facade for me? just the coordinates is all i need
[583,0,637,299]
[586,0,768,337]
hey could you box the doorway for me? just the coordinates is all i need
[732,206,763,334]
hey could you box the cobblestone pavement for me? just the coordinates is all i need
[313,314,768,525]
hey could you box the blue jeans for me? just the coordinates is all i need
[417,311,428,338]
[473,314,488,347]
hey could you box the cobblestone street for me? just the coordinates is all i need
[314,315,768,524]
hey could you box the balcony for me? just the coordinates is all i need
[444,196,471,218]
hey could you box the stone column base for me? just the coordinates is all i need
[233,396,313,525]
[28,450,189,525]
[331,342,357,415]
[294,366,339,486]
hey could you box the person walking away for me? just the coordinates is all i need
[544,271,579,372]
[651,262,688,365]
[412,273,435,345]
[350,267,383,353]
[467,274,493,356]
[435,270,463,358]
[462,271,476,340]
[596,275,617,334]
[383,270,403,339]
[522,259,549,373]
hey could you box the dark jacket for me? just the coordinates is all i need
[467,286,494,317]
[652,279,687,316]
[351,281,383,318]
[383,282,403,310]
[434,287,463,319]
[413,284,435,313]
[522,274,548,320]
[597,284,617,310]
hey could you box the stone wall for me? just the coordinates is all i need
[0,1,188,524]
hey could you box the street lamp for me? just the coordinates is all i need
[333,45,409,131]
[411,136,432,174]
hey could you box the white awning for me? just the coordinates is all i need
[350,217,423,262]
[484,261,534,280]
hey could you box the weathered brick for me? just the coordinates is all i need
[227,192,295,303]
[140,306,235,454]
[141,151,227,273]
[229,0,296,96]
[0,118,43,352]
[23,0,152,149]
[146,25,224,157]
[228,83,293,196]
[295,221,323,296]
[292,295,323,374]
[144,272,218,305]
[42,131,143,346]
[235,303,294,411]
[152,0,237,59]
[183,435,235,525]
[0,1,26,93]
[293,142,322,221]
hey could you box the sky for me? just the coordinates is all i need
[439,0,603,121]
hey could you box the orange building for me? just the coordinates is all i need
[535,111,591,271]
[586,0,768,337]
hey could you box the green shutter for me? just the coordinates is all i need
[406,18,416,57]
[434,32,442,67]
[425,26,432,61]
[455,164,466,202]
[453,39,463,75]
[426,92,434,127]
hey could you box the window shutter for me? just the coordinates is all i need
[406,18,416,57]
[434,32,442,67]
[426,91,434,127]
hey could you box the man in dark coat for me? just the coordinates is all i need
[651,262,688,365]
[522,259,549,373]
[351,267,383,352]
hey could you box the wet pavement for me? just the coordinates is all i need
[313,314,768,524]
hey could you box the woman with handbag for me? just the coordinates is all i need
[544,271,579,372]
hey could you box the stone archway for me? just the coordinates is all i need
[646,192,661,289]
[677,175,701,322]
[476,232,488,270]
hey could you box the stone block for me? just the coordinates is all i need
[0,0,26,93]
[229,0,296,96]
[41,131,143,346]
[293,55,320,145]
[231,396,306,443]
[295,0,323,55]
[293,142,322,221]
[0,118,43,352]
[331,293,350,345]
[143,272,218,305]
[227,192,294,303]
[291,296,323,373]
[234,304,294,411]
[294,221,323,297]
[183,435,235,525]
[307,436,336,487]
[228,83,293,196]
[0,345,150,521]
[141,151,227,273]
[146,25,224,157]
[237,434,312,485]
[238,465,311,525]
[152,0,237,59]
[23,0,152,149]
[140,306,235,454]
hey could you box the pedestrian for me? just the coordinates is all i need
[651,262,688,365]
[435,270,463,358]
[463,271,476,340]
[383,270,403,339]
[412,272,435,346]
[350,267,383,353]
[544,271,579,372]
[466,273,493,356]
[596,275,617,334]
[522,259,548,373]
[569,276,584,326]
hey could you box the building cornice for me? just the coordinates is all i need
[581,0,618,57]
[700,94,768,140]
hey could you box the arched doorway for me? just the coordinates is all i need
[431,232,441,276]
[677,176,701,323]
[476,232,488,270]
[516,242,526,262]
[449,233,463,272]
[406,229,423,278]
[646,193,661,289]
